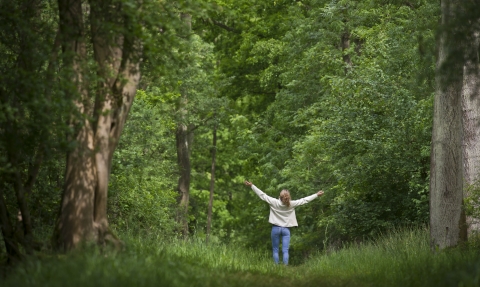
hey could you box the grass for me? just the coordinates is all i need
[302,228,480,287]
[3,227,480,287]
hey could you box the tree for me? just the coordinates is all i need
[142,18,222,237]
[0,0,64,262]
[53,0,143,250]
[429,0,466,250]
[206,120,217,244]
[459,2,480,238]
[462,28,480,236]
[108,90,178,236]
[174,13,193,236]
[215,0,436,249]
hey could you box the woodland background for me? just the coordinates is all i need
[1,0,479,275]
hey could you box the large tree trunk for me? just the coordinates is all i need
[90,0,140,247]
[54,0,141,250]
[430,0,466,250]
[53,0,96,251]
[54,121,97,250]
[462,29,480,236]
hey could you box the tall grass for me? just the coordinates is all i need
[3,227,480,287]
[300,227,480,287]
[122,233,282,274]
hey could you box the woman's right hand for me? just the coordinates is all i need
[244,181,253,187]
[317,190,324,196]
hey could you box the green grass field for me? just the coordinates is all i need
[3,228,480,287]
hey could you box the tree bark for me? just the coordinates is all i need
[90,0,140,247]
[462,29,480,236]
[175,13,193,237]
[53,0,96,251]
[206,123,217,244]
[54,0,141,250]
[430,0,466,250]
[176,115,192,237]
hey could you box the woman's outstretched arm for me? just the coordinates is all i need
[290,190,325,207]
[244,181,278,205]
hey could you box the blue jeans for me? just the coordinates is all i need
[271,225,290,265]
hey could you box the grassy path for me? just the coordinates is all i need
[2,228,480,287]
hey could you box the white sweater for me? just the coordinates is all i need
[251,185,318,227]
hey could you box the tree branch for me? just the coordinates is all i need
[24,148,43,195]
[202,18,240,34]
[189,114,215,133]
[404,1,415,9]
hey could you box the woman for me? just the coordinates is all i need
[244,180,324,265]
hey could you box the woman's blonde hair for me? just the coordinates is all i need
[280,189,291,207]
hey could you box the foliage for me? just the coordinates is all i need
[465,182,480,226]
[0,0,219,257]
[0,0,75,256]
[108,91,178,236]
[0,0,459,274]
[202,0,439,252]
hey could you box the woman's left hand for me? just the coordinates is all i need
[244,181,253,187]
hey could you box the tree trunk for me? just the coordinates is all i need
[4,126,37,254]
[175,13,193,237]
[54,0,141,250]
[176,117,192,237]
[90,0,140,247]
[341,30,352,74]
[430,0,466,250]
[12,168,34,254]
[0,186,22,263]
[462,29,480,236]
[206,123,217,244]
[53,0,96,251]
